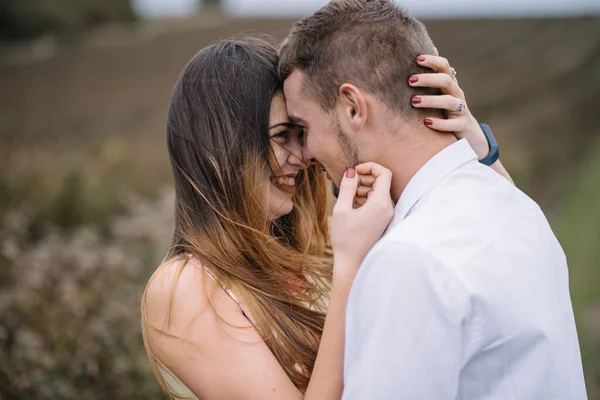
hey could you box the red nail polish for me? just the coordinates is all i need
[412,97,421,104]
[346,168,356,178]
[409,76,419,84]
[417,55,426,62]
[424,119,433,126]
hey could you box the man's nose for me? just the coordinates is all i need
[302,146,316,165]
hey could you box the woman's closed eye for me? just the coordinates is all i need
[270,124,304,146]
[271,130,291,145]
[297,128,305,147]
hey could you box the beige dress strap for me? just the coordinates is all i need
[188,256,255,325]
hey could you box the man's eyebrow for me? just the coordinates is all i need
[269,122,297,130]
[288,115,307,126]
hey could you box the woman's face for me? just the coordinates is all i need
[268,92,306,219]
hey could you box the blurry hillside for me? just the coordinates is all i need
[0,0,135,40]
[0,13,599,399]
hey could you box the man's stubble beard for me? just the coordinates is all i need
[331,121,360,198]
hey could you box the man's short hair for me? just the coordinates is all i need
[279,0,438,117]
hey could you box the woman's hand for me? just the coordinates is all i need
[409,52,491,161]
[354,172,376,207]
[330,162,394,280]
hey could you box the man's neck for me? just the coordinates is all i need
[377,132,457,204]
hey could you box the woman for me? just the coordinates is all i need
[141,37,512,399]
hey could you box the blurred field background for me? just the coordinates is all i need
[0,0,599,398]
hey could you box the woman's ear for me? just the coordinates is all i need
[337,83,368,132]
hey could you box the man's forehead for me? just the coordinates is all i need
[283,69,305,95]
[284,70,313,124]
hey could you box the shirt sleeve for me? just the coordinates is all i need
[342,241,472,400]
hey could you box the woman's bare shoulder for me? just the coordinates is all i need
[143,258,299,399]
[144,256,211,336]
[143,255,252,342]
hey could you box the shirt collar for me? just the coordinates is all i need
[393,139,478,222]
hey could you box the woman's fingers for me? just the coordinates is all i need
[354,162,392,198]
[334,163,392,213]
[409,73,464,99]
[333,168,359,213]
[412,94,466,113]
[412,52,489,159]
[355,174,376,199]
[329,163,394,265]
[358,174,375,187]
[424,117,467,133]
[356,185,372,198]
[416,54,453,76]
[354,197,367,207]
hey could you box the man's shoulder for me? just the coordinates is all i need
[360,238,449,282]
[365,238,436,262]
[385,164,542,267]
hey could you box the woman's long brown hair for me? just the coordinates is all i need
[141,37,332,397]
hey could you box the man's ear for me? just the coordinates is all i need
[337,83,368,132]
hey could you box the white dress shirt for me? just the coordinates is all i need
[342,139,587,400]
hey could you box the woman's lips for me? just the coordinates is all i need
[271,176,296,186]
[271,175,297,195]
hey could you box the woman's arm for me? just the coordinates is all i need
[488,160,514,184]
[301,255,357,399]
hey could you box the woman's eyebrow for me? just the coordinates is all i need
[269,122,298,130]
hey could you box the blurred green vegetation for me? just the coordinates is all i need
[0,12,598,400]
[557,136,600,384]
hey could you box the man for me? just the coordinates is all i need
[279,0,587,398]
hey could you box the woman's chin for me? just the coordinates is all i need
[268,184,296,220]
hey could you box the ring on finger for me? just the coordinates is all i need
[450,98,466,114]
[450,68,457,80]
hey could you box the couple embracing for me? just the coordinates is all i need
[141,1,587,399]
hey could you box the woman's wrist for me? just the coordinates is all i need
[332,253,361,290]
[473,138,490,160]
[465,120,491,160]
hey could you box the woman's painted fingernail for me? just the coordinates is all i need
[409,76,419,84]
[346,168,356,178]
[424,119,433,126]
[412,97,421,105]
[417,55,426,62]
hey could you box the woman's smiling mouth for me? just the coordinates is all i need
[271,174,297,194]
